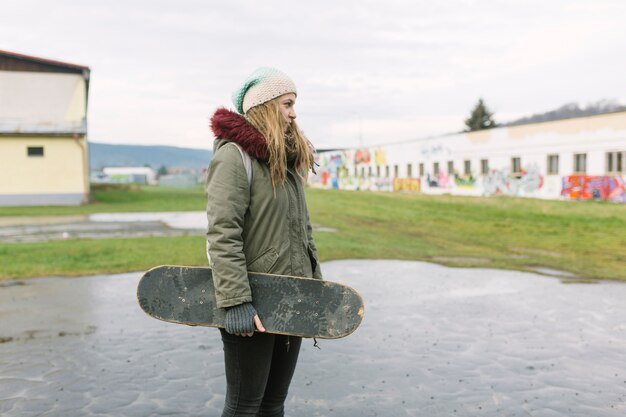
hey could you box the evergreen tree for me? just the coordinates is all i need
[464,98,497,131]
[157,165,168,176]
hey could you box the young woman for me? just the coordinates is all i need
[206,67,323,417]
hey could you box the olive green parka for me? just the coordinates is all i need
[206,108,322,309]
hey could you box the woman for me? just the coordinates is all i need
[206,67,323,417]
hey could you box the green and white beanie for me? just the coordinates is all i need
[232,67,297,114]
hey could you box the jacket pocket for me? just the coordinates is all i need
[247,247,279,273]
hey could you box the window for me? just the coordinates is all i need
[393,165,399,178]
[360,167,365,178]
[407,163,412,178]
[447,161,454,174]
[27,146,44,157]
[481,159,489,175]
[354,167,358,177]
[606,151,625,173]
[433,162,440,175]
[464,160,471,176]
[419,163,424,177]
[574,153,587,173]
[376,166,380,177]
[385,165,390,178]
[547,154,559,175]
[368,166,372,177]
[511,157,521,174]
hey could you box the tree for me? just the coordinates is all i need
[157,165,168,176]
[464,98,497,131]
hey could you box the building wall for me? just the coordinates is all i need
[0,136,88,205]
[0,71,87,132]
[312,111,626,202]
[1,64,90,206]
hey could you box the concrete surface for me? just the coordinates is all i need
[1,260,625,416]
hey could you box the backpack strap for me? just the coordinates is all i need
[231,143,252,185]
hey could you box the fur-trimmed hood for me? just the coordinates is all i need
[210,108,269,161]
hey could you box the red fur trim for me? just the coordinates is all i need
[210,108,269,161]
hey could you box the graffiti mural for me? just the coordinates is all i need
[426,172,454,188]
[482,165,543,196]
[561,175,626,202]
[354,149,371,165]
[310,150,363,191]
[454,175,477,188]
[420,143,451,158]
[374,147,387,166]
[393,178,421,192]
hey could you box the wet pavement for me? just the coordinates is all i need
[0,212,206,243]
[1,260,625,416]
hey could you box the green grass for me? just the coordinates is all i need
[0,236,207,279]
[1,187,625,281]
[307,189,626,281]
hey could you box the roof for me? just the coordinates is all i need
[0,50,90,136]
[0,121,87,137]
[0,49,90,77]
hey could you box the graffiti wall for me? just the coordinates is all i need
[482,165,543,197]
[561,175,626,202]
[424,173,477,189]
[311,147,398,192]
[393,178,421,192]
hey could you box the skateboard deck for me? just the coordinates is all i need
[137,265,364,339]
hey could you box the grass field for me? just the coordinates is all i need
[1,186,624,281]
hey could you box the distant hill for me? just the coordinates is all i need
[504,99,626,127]
[89,142,212,170]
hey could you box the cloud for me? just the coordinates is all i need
[2,0,625,148]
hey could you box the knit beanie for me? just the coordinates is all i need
[232,67,297,114]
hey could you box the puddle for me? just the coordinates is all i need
[0,281,26,288]
[529,267,580,278]
[0,212,336,243]
[432,256,491,263]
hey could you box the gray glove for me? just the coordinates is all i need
[224,302,257,335]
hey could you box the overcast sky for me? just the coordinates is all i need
[2,0,625,150]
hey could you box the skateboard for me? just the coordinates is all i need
[137,265,364,339]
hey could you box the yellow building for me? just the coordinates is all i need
[0,50,90,206]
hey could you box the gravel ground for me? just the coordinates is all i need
[1,260,625,416]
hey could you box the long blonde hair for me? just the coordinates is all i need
[245,97,314,189]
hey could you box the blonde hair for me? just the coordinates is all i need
[245,98,314,190]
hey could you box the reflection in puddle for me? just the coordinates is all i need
[0,212,335,243]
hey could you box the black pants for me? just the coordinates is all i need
[220,329,302,417]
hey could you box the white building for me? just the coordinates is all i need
[312,110,626,203]
[100,167,157,185]
[0,49,90,206]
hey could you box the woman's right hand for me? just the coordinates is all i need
[224,302,266,337]
[246,315,266,337]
